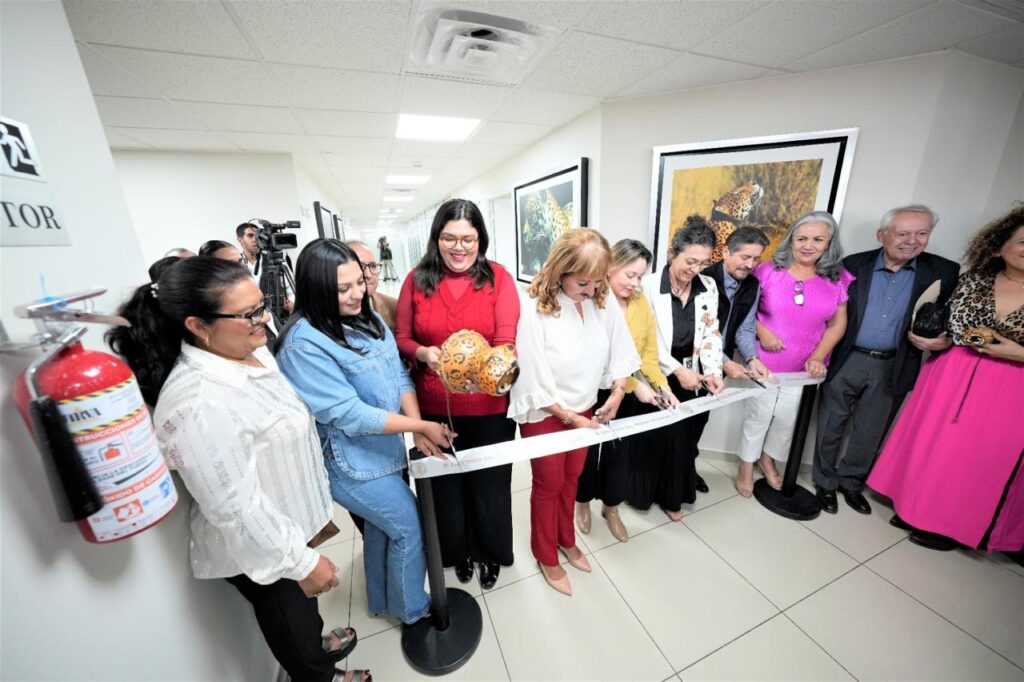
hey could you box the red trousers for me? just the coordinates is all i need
[522,411,592,567]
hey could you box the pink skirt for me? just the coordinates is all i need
[867,346,1024,551]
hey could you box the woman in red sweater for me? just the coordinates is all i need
[395,198,520,590]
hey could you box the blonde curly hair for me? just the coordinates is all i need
[527,228,610,316]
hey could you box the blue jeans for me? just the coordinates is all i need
[326,458,430,624]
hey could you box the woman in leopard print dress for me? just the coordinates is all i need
[868,204,1024,552]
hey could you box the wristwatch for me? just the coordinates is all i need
[745,356,758,365]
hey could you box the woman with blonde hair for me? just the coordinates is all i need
[509,228,640,595]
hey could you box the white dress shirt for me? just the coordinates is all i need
[509,290,640,424]
[153,342,332,584]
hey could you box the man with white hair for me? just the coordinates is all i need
[347,240,398,332]
[812,205,959,516]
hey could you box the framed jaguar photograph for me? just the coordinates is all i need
[649,129,858,271]
[513,158,589,283]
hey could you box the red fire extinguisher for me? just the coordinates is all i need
[12,289,178,543]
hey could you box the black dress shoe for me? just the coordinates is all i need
[478,561,499,590]
[840,488,872,515]
[454,557,473,584]
[695,473,710,494]
[890,513,915,531]
[817,487,838,514]
[909,530,959,551]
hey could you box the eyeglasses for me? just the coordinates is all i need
[207,302,269,327]
[793,281,805,306]
[361,262,381,274]
[439,234,478,248]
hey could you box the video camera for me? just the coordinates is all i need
[254,219,300,252]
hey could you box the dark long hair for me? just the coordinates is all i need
[964,202,1024,275]
[107,257,252,405]
[198,239,236,257]
[281,239,384,353]
[413,198,494,295]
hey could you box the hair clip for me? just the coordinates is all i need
[149,282,160,299]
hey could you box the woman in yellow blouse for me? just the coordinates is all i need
[575,239,678,542]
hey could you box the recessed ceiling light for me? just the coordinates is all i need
[396,113,479,142]
[386,174,432,185]
[383,196,414,203]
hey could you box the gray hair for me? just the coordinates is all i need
[772,211,844,281]
[611,239,653,270]
[880,204,939,232]
[345,239,370,249]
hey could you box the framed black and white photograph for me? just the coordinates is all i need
[649,129,858,271]
[513,157,589,283]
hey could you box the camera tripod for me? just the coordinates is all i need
[255,249,295,325]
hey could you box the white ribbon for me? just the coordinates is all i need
[410,372,824,479]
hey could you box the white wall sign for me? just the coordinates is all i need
[0,116,71,246]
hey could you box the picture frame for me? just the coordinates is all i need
[649,129,858,271]
[313,200,334,240]
[331,213,344,241]
[513,157,589,283]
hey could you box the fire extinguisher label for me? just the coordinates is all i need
[57,377,178,541]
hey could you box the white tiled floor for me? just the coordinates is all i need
[322,457,1024,681]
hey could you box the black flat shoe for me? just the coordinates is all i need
[478,561,499,590]
[909,530,959,551]
[695,473,710,494]
[840,488,872,515]
[816,487,838,514]
[890,513,915,531]
[454,557,473,584]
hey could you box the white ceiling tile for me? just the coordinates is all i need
[104,127,153,149]
[391,140,462,158]
[424,1,598,30]
[264,64,401,112]
[787,0,1017,72]
[696,0,932,68]
[219,132,318,153]
[576,0,770,51]
[325,151,391,167]
[489,90,601,125]
[399,75,512,118]
[63,0,256,58]
[521,30,680,96]
[388,156,451,170]
[314,137,393,155]
[616,53,767,98]
[228,0,412,73]
[295,109,398,137]
[331,167,389,181]
[94,46,287,105]
[109,128,241,151]
[93,96,204,129]
[172,102,303,134]
[471,121,554,145]
[76,43,157,98]
[453,141,524,160]
[954,23,1024,65]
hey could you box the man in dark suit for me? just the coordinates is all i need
[697,226,772,495]
[813,205,960,515]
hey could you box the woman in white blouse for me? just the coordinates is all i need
[509,228,640,596]
[108,257,369,682]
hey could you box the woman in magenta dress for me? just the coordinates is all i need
[868,205,1024,553]
[736,211,854,496]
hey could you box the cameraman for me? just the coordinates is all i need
[237,221,295,315]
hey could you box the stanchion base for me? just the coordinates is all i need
[753,479,821,520]
[401,588,482,676]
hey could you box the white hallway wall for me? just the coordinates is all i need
[0,2,275,681]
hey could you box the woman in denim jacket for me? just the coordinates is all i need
[277,239,452,624]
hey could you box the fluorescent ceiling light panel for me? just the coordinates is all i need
[383,195,414,203]
[386,174,432,185]
[396,113,479,142]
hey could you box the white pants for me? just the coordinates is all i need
[739,386,803,463]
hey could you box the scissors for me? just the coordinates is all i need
[442,423,458,459]
[742,369,768,389]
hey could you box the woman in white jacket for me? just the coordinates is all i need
[628,216,724,520]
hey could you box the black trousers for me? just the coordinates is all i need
[576,391,639,506]
[225,574,334,682]
[423,412,516,566]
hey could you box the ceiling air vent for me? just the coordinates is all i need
[408,4,561,86]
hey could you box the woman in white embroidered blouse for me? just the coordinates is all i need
[509,228,640,596]
[108,257,368,682]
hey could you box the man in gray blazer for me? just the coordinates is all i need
[813,205,960,515]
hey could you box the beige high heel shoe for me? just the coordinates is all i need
[602,505,629,542]
[758,453,783,490]
[538,561,572,596]
[558,545,592,572]
[575,502,592,534]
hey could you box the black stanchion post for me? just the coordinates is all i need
[752,383,823,520]
[401,449,482,675]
